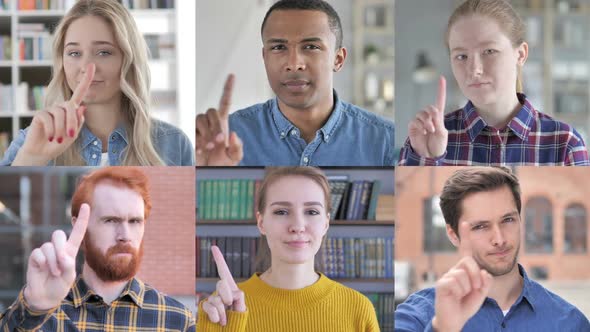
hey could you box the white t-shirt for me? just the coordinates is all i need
[99,152,109,166]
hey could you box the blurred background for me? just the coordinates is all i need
[395,166,590,317]
[395,0,590,158]
[0,166,196,314]
[196,0,395,123]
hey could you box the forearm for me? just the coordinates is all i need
[0,288,57,331]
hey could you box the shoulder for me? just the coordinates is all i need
[339,101,394,131]
[229,100,273,121]
[533,111,585,145]
[527,279,587,319]
[150,118,186,138]
[142,282,193,316]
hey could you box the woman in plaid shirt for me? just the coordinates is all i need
[399,0,590,166]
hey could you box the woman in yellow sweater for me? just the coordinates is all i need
[197,167,380,331]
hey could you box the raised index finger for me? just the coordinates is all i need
[436,76,446,115]
[67,203,90,251]
[218,74,235,118]
[71,63,96,107]
[211,245,238,290]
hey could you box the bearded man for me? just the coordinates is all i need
[0,167,195,331]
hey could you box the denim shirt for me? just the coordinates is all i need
[0,119,194,166]
[394,264,590,332]
[229,91,395,166]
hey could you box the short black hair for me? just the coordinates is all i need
[261,0,343,49]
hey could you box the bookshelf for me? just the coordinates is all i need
[195,167,395,331]
[352,0,395,120]
[0,0,180,160]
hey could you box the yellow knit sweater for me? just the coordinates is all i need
[197,273,380,332]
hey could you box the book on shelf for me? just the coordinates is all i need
[365,293,394,332]
[144,34,175,60]
[197,236,393,280]
[121,0,174,9]
[0,0,11,10]
[198,178,384,221]
[0,36,11,60]
[18,0,75,10]
[18,24,53,61]
[0,132,10,159]
[0,84,13,111]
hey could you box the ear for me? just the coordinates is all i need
[446,224,460,248]
[333,47,347,72]
[256,211,266,235]
[516,42,528,66]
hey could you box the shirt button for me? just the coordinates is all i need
[280,131,286,137]
[501,322,506,328]
[93,140,98,146]
[303,156,309,163]
[110,136,116,141]
[92,154,97,159]
[325,134,330,140]
[291,130,298,136]
[112,150,117,154]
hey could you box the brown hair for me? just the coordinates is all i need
[256,166,332,214]
[254,166,331,272]
[71,166,152,219]
[439,167,521,237]
[446,0,526,93]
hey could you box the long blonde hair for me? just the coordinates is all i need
[446,0,526,93]
[48,0,164,165]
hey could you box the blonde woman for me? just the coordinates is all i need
[1,0,194,166]
[197,167,379,331]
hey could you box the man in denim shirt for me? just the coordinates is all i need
[395,167,590,332]
[195,0,395,166]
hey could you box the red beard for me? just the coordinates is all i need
[82,233,144,282]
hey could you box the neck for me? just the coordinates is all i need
[260,258,319,290]
[474,93,522,129]
[277,91,334,143]
[82,263,130,305]
[487,264,524,310]
[84,96,123,151]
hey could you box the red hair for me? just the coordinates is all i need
[71,167,152,219]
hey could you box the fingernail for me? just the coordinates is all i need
[68,129,75,137]
[215,133,224,143]
[57,137,63,144]
[48,136,54,142]
[205,142,214,150]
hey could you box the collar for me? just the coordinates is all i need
[79,123,129,149]
[270,90,343,143]
[68,276,145,309]
[462,93,536,142]
[516,263,537,312]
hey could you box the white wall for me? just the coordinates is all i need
[196,0,272,115]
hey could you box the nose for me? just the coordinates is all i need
[468,54,483,78]
[491,224,507,247]
[288,212,306,233]
[285,48,305,72]
[116,222,131,243]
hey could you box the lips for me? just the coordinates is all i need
[285,240,310,248]
[489,247,511,257]
[281,79,310,92]
[468,82,490,88]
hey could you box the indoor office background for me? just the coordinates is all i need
[0,167,196,314]
[395,166,590,317]
[395,0,590,157]
[196,0,395,122]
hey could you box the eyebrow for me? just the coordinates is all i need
[266,37,325,44]
[99,215,144,221]
[468,210,519,225]
[451,41,499,53]
[270,201,324,207]
[65,41,115,47]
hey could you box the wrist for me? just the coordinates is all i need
[12,150,50,166]
[23,285,57,312]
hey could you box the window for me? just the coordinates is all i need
[525,196,553,253]
[423,196,455,253]
[564,203,587,254]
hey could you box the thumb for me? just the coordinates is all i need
[231,289,246,312]
[227,132,243,164]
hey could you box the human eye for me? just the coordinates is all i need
[273,209,289,216]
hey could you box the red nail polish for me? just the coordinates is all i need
[69,129,75,137]
[57,137,63,144]
[49,136,54,142]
